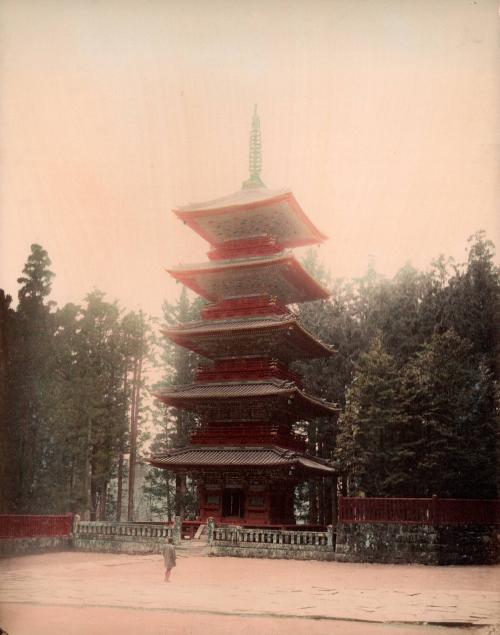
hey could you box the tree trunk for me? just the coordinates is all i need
[341,475,348,497]
[307,421,319,524]
[116,362,129,522]
[98,483,108,520]
[175,474,186,520]
[90,456,97,521]
[127,358,138,522]
[84,417,93,519]
[128,354,143,521]
[331,476,338,528]
[116,451,124,521]
[165,474,172,522]
[308,480,319,524]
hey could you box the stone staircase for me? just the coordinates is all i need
[177,523,209,557]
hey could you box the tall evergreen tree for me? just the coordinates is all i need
[335,338,407,496]
[145,287,202,519]
[404,329,497,498]
[0,290,15,511]
[75,291,128,519]
[7,244,56,510]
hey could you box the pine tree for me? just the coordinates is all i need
[0,290,15,511]
[7,244,56,510]
[294,250,341,523]
[146,287,202,519]
[75,291,128,519]
[335,338,407,496]
[120,310,149,521]
[404,329,497,498]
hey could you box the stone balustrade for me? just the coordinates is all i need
[73,518,180,554]
[208,519,335,560]
[75,521,174,540]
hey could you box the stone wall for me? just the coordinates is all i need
[0,519,181,558]
[73,534,166,555]
[209,542,335,560]
[0,536,71,558]
[335,522,499,565]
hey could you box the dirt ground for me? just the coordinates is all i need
[0,550,498,635]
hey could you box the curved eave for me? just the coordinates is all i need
[149,445,335,475]
[167,254,330,304]
[161,317,335,360]
[174,189,327,249]
[155,381,339,417]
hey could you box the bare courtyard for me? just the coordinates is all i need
[0,549,498,635]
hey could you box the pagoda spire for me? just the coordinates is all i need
[242,105,265,189]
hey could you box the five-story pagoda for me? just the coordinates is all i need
[151,108,337,525]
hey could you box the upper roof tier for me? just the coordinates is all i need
[168,252,330,304]
[174,187,327,249]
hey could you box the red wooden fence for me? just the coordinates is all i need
[339,497,500,525]
[0,514,73,538]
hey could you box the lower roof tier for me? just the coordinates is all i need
[149,445,335,476]
[155,379,338,420]
[162,314,334,361]
[167,252,329,304]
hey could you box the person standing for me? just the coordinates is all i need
[163,536,176,582]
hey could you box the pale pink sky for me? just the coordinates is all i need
[1,0,498,317]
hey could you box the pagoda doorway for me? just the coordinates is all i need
[222,488,245,519]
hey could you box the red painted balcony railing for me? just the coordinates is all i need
[339,497,500,525]
[0,514,74,538]
[195,358,302,385]
[191,424,307,452]
[207,236,283,261]
[201,295,290,320]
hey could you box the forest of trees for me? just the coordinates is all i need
[1,232,498,521]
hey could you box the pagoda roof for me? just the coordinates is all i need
[149,445,335,475]
[167,252,330,304]
[163,314,334,361]
[155,379,338,418]
[174,187,327,248]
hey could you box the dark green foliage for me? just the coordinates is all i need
[335,339,407,496]
[144,286,203,519]
[4,245,151,517]
[403,330,497,498]
[7,245,56,510]
[331,233,499,499]
[0,291,15,511]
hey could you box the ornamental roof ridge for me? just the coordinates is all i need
[163,313,294,331]
[148,445,336,474]
[174,187,291,214]
[155,380,340,412]
[160,377,292,392]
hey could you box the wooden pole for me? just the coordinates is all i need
[127,355,142,522]
[331,476,338,528]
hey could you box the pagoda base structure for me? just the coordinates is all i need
[150,445,334,525]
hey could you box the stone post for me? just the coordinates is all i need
[173,515,182,546]
[207,517,215,546]
[72,514,81,536]
[431,494,438,525]
[327,524,334,548]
